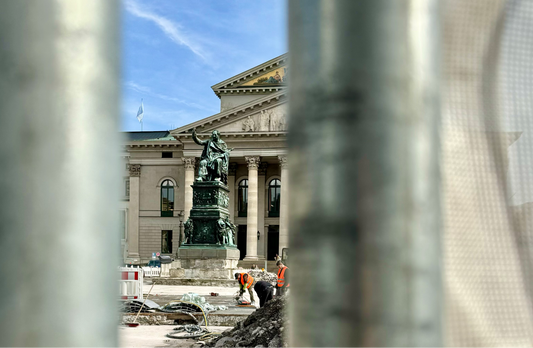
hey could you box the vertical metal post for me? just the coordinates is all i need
[288,0,441,346]
[0,1,120,346]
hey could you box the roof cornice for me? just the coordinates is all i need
[175,131,287,140]
[214,86,286,98]
[124,141,181,148]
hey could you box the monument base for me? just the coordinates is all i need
[174,245,240,280]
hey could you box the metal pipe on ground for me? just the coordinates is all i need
[288,0,442,346]
[0,1,120,346]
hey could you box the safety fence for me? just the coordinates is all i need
[142,266,161,277]
[118,267,143,301]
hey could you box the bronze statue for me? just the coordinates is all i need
[192,129,231,184]
[215,217,237,246]
[216,218,227,245]
[224,216,236,246]
[183,218,194,244]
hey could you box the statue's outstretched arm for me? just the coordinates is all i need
[192,129,207,145]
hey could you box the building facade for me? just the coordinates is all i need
[122,54,288,264]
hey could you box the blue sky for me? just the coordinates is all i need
[121,0,287,131]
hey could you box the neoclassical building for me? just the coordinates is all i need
[121,54,288,264]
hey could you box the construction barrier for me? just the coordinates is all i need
[142,267,161,277]
[119,267,143,300]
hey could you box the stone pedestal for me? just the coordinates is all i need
[173,245,239,279]
[185,181,231,244]
[176,180,239,279]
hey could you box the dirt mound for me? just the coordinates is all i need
[206,297,288,348]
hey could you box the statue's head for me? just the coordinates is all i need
[211,130,220,142]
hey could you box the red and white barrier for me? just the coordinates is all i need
[119,267,143,300]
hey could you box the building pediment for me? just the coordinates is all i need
[170,90,287,139]
[211,54,287,97]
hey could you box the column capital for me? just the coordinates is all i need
[129,164,141,177]
[245,156,261,169]
[181,157,196,170]
[229,162,238,176]
[278,155,288,168]
[258,162,268,176]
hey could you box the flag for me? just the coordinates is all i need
[136,100,144,122]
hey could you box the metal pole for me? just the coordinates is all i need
[0,1,120,346]
[288,0,442,346]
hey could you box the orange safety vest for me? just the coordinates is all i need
[277,266,289,288]
[240,273,254,289]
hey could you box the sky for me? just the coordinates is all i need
[121,0,287,132]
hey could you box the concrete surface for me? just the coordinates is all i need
[119,325,233,347]
[123,281,259,326]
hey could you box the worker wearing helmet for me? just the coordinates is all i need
[235,272,255,304]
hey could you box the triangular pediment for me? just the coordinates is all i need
[215,103,287,133]
[239,66,287,87]
[170,90,287,138]
[211,54,287,95]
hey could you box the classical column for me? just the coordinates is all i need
[278,156,289,252]
[257,162,268,259]
[244,156,260,260]
[182,157,196,224]
[228,163,238,223]
[127,164,141,259]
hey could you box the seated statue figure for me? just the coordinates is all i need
[192,129,231,184]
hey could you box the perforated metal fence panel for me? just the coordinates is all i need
[289,0,533,346]
[443,0,533,345]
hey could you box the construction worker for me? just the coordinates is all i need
[254,280,275,308]
[235,272,255,304]
[276,260,290,296]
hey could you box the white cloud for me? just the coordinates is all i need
[125,81,216,113]
[124,0,208,61]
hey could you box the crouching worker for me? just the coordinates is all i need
[276,260,290,296]
[235,273,255,304]
[254,281,274,308]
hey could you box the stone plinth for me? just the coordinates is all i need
[175,245,239,279]
[184,181,231,245]
[178,179,239,280]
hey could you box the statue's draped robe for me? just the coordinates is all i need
[201,139,229,180]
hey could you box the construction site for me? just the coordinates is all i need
[119,268,287,347]
[5,0,533,347]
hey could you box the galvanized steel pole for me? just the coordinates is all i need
[288,0,442,346]
[0,1,120,346]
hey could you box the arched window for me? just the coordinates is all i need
[161,180,174,217]
[268,179,281,217]
[238,179,248,217]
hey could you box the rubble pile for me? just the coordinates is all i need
[248,270,278,286]
[206,297,287,348]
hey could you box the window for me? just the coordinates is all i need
[125,179,130,198]
[162,152,173,158]
[238,179,248,217]
[268,179,281,217]
[161,230,172,254]
[161,180,174,217]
